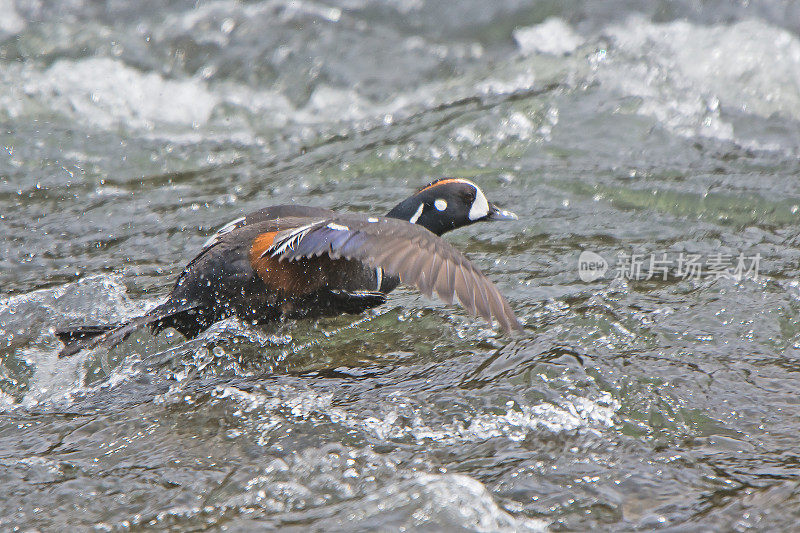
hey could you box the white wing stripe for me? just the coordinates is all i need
[202,216,246,249]
[266,221,323,258]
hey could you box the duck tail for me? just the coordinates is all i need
[56,324,120,357]
[56,302,203,358]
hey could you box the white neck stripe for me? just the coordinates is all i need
[409,203,424,224]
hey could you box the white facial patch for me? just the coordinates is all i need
[409,203,424,224]
[434,199,447,211]
[468,185,490,220]
[367,217,379,223]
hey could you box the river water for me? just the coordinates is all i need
[2,1,800,530]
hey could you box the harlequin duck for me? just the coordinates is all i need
[57,178,522,357]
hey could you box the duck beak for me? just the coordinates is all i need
[486,203,518,221]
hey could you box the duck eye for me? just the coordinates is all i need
[434,199,447,211]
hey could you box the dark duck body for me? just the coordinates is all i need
[57,179,522,357]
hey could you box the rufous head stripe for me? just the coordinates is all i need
[418,178,473,193]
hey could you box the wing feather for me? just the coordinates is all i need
[471,268,493,323]
[383,240,417,275]
[269,215,522,332]
[420,253,440,297]
[407,251,434,297]
[453,265,474,318]
[435,257,455,305]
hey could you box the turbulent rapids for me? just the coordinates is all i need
[2,1,800,530]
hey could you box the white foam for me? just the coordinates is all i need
[10,7,793,155]
[397,473,547,532]
[204,440,546,531]
[514,18,583,56]
[33,58,218,130]
[496,111,537,141]
[0,0,25,35]
[0,275,153,411]
[0,10,555,140]
[220,381,618,445]
[596,17,800,142]
[356,392,619,444]
[612,18,800,118]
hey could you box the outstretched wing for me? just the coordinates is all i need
[263,215,523,332]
